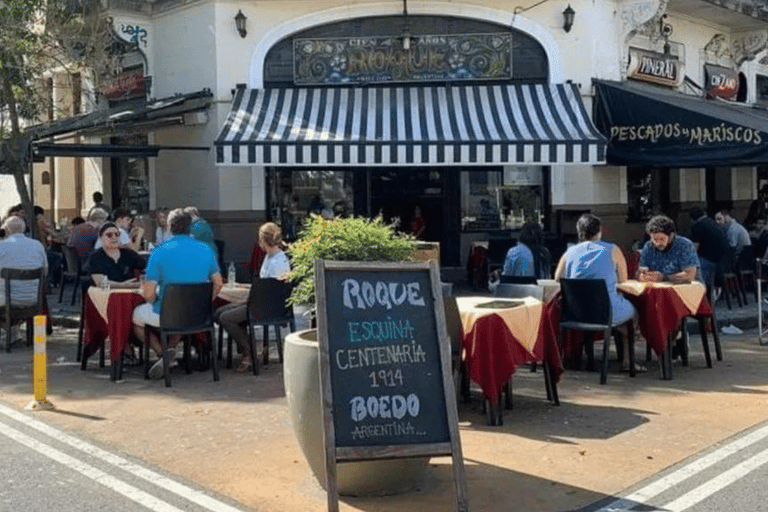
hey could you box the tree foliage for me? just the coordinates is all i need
[0,0,106,233]
[287,214,417,306]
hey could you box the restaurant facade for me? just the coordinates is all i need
[23,0,768,270]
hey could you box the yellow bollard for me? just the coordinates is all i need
[26,315,54,411]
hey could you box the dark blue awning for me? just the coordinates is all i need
[594,79,768,167]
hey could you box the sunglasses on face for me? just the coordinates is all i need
[103,231,120,238]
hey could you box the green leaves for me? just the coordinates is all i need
[287,214,416,306]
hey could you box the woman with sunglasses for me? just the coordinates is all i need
[88,222,147,288]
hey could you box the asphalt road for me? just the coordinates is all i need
[584,419,768,512]
[0,402,254,512]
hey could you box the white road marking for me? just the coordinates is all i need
[0,403,245,512]
[592,422,768,511]
[663,447,768,512]
[0,422,186,512]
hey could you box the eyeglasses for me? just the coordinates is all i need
[104,232,120,238]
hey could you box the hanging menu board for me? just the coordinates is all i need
[315,260,466,512]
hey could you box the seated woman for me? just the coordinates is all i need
[88,222,147,288]
[216,222,291,373]
[638,215,699,284]
[502,222,550,278]
[554,213,639,372]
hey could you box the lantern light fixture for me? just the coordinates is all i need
[562,4,575,33]
[235,10,247,38]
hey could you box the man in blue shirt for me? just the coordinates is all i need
[639,215,700,284]
[132,208,222,378]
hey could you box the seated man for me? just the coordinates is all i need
[0,216,48,345]
[89,222,146,288]
[638,215,700,284]
[555,213,639,372]
[68,207,108,265]
[132,208,222,379]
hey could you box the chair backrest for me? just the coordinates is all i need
[1,267,44,310]
[62,244,80,274]
[559,278,612,327]
[499,275,538,284]
[159,282,214,332]
[214,239,226,275]
[247,277,293,325]
[737,245,756,271]
[442,295,463,354]
[488,237,513,266]
[495,283,544,301]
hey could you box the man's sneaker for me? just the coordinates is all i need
[148,350,179,379]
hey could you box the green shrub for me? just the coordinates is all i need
[287,214,416,306]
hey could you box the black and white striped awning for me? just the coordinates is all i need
[215,83,606,166]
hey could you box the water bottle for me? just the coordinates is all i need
[227,262,236,289]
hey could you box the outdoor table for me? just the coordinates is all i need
[456,296,563,425]
[617,280,715,379]
[81,283,250,380]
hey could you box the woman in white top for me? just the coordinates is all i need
[154,207,172,246]
[259,222,291,278]
[216,222,290,372]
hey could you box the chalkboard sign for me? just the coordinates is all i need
[315,260,467,512]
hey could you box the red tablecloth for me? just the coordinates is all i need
[461,300,563,405]
[621,285,713,356]
[81,290,145,364]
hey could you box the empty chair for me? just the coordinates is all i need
[1,268,45,352]
[494,283,544,301]
[499,275,538,284]
[60,245,88,305]
[143,282,219,387]
[559,278,635,384]
[736,245,757,303]
[442,295,470,404]
[246,277,295,375]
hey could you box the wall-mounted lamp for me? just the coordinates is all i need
[235,10,247,38]
[562,4,575,33]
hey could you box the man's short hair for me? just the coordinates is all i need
[111,207,131,221]
[167,208,192,235]
[88,208,108,223]
[2,216,25,235]
[689,208,705,221]
[93,191,103,203]
[646,215,676,236]
[576,213,601,242]
[183,206,199,217]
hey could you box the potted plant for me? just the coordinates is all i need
[283,214,427,496]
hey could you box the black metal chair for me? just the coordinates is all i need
[143,282,219,387]
[442,295,470,406]
[1,268,45,352]
[559,278,635,385]
[736,245,757,304]
[246,277,295,375]
[214,239,226,276]
[499,275,538,284]
[60,245,90,305]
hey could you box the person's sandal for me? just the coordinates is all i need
[621,362,647,373]
[235,360,252,373]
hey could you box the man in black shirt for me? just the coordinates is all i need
[88,222,146,286]
[689,208,731,288]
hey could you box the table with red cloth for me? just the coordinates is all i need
[81,284,250,380]
[616,280,712,356]
[456,296,563,423]
[552,280,714,379]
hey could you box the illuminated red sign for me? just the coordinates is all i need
[99,72,146,100]
[704,64,739,100]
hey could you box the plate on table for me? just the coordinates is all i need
[474,299,525,309]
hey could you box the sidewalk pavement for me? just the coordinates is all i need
[0,287,766,511]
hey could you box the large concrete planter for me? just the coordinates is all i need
[283,329,429,496]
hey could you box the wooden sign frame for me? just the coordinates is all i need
[315,259,467,512]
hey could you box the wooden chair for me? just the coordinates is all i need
[559,278,635,385]
[143,282,219,387]
[1,268,44,352]
[246,277,296,375]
